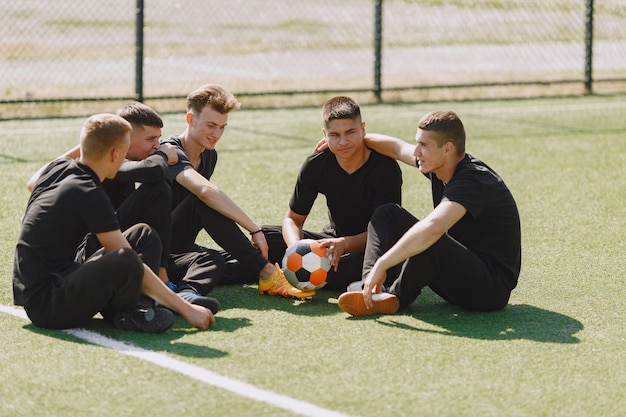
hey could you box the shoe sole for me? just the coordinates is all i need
[337,291,399,316]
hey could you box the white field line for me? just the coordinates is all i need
[0,304,353,417]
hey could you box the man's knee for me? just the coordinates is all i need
[124,223,160,244]
[372,203,406,221]
[114,247,144,278]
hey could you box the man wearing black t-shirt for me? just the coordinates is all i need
[337,111,521,316]
[13,114,215,332]
[262,96,403,291]
[33,103,223,315]
[161,84,315,300]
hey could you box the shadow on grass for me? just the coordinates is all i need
[372,301,583,344]
[18,282,344,360]
[23,316,243,359]
[211,284,344,317]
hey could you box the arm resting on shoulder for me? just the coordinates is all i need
[364,134,417,167]
[111,152,168,183]
[27,145,81,192]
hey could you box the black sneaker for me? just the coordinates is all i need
[113,307,174,333]
[177,289,220,314]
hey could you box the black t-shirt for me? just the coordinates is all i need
[13,158,119,306]
[160,135,218,209]
[290,149,402,237]
[428,154,521,290]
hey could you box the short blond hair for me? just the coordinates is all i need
[186,84,241,115]
[80,114,132,159]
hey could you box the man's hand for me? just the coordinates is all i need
[318,237,347,271]
[181,304,215,330]
[313,137,328,153]
[362,264,386,310]
[251,233,269,259]
[159,143,179,165]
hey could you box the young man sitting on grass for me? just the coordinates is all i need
[14,114,214,333]
[30,103,224,315]
[338,111,521,316]
[161,84,313,299]
[261,96,402,292]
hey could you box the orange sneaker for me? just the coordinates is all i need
[337,291,399,316]
[258,263,316,299]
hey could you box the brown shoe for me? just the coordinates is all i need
[337,291,399,316]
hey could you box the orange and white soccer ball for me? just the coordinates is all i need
[282,239,331,291]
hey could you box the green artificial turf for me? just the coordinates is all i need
[1,96,624,417]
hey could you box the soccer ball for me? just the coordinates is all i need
[282,239,331,291]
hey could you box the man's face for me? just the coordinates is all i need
[414,129,446,174]
[126,124,162,161]
[188,105,228,150]
[323,117,366,161]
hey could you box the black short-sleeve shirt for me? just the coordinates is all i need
[160,135,218,208]
[428,154,521,290]
[290,149,402,237]
[13,158,119,306]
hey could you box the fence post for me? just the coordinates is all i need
[135,0,145,102]
[584,0,594,95]
[373,0,383,103]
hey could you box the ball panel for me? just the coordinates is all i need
[309,241,327,257]
[301,252,323,271]
[319,255,331,271]
[294,268,311,282]
[286,252,303,272]
[283,268,299,287]
[309,269,327,286]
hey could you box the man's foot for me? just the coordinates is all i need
[113,307,174,333]
[177,289,220,314]
[337,291,399,316]
[258,263,316,299]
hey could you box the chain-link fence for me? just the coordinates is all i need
[1,0,625,119]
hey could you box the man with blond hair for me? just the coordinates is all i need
[14,114,214,332]
[161,84,314,299]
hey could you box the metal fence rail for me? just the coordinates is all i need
[1,0,625,119]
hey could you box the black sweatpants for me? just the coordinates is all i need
[25,224,160,329]
[167,244,225,295]
[170,194,268,285]
[364,204,511,311]
[261,225,364,291]
[116,181,172,268]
